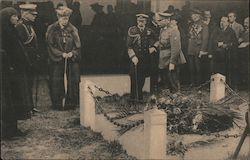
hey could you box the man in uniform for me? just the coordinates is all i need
[187,9,209,87]
[127,14,157,101]
[153,13,186,92]
[16,3,40,113]
[148,12,161,93]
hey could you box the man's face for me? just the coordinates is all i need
[137,19,147,28]
[191,13,201,22]
[158,18,170,28]
[228,13,236,23]
[220,17,229,29]
[244,18,249,30]
[204,11,211,20]
[23,11,37,22]
[58,16,69,26]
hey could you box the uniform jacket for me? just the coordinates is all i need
[230,21,244,39]
[147,21,160,41]
[155,25,186,69]
[46,22,81,62]
[16,18,39,66]
[127,26,157,60]
[187,20,209,56]
[208,26,238,55]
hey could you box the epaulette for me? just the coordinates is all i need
[128,26,139,36]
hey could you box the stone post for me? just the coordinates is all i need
[144,108,167,159]
[210,73,226,103]
[80,80,96,130]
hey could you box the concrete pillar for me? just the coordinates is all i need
[210,73,226,103]
[144,108,167,159]
[80,80,96,130]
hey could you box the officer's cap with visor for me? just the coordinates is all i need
[136,14,149,21]
[158,12,173,20]
[56,6,72,17]
[19,3,37,15]
[191,8,202,15]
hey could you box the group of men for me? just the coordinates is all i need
[127,9,249,101]
[1,3,82,137]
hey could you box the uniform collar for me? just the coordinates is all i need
[21,18,32,25]
[137,26,145,32]
[170,24,178,29]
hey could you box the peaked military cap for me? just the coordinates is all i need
[19,3,37,14]
[191,8,202,15]
[136,14,149,20]
[158,12,173,19]
[56,6,72,17]
[90,3,104,9]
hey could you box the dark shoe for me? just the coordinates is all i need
[13,129,26,137]
[32,108,40,113]
[4,129,26,139]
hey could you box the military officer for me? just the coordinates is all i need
[147,12,161,93]
[153,13,186,92]
[187,9,209,87]
[127,14,157,101]
[16,3,40,113]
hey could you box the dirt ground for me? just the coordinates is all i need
[1,77,249,160]
[1,78,135,159]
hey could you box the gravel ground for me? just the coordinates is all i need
[1,76,249,160]
[1,77,135,159]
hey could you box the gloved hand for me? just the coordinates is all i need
[198,51,208,58]
[132,56,139,65]
[149,47,156,54]
[36,54,41,61]
[62,53,68,58]
[169,63,175,71]
[67,52,73,58]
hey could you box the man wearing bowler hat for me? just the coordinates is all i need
[127,14,157,101]
[16,3,40,113]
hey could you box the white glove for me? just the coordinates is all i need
[132,56,139,65]
[208,54,213,58]
[67,52,73,58]
[198,51,208,58]
[149,47,156,54]
[62,53,68,58]
[169,63,175,71]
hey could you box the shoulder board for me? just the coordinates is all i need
[128,26,139,35]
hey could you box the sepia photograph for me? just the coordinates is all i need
[0,0,249,159]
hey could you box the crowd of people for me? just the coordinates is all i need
[127,8,249,101]
[0,1,249,139]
